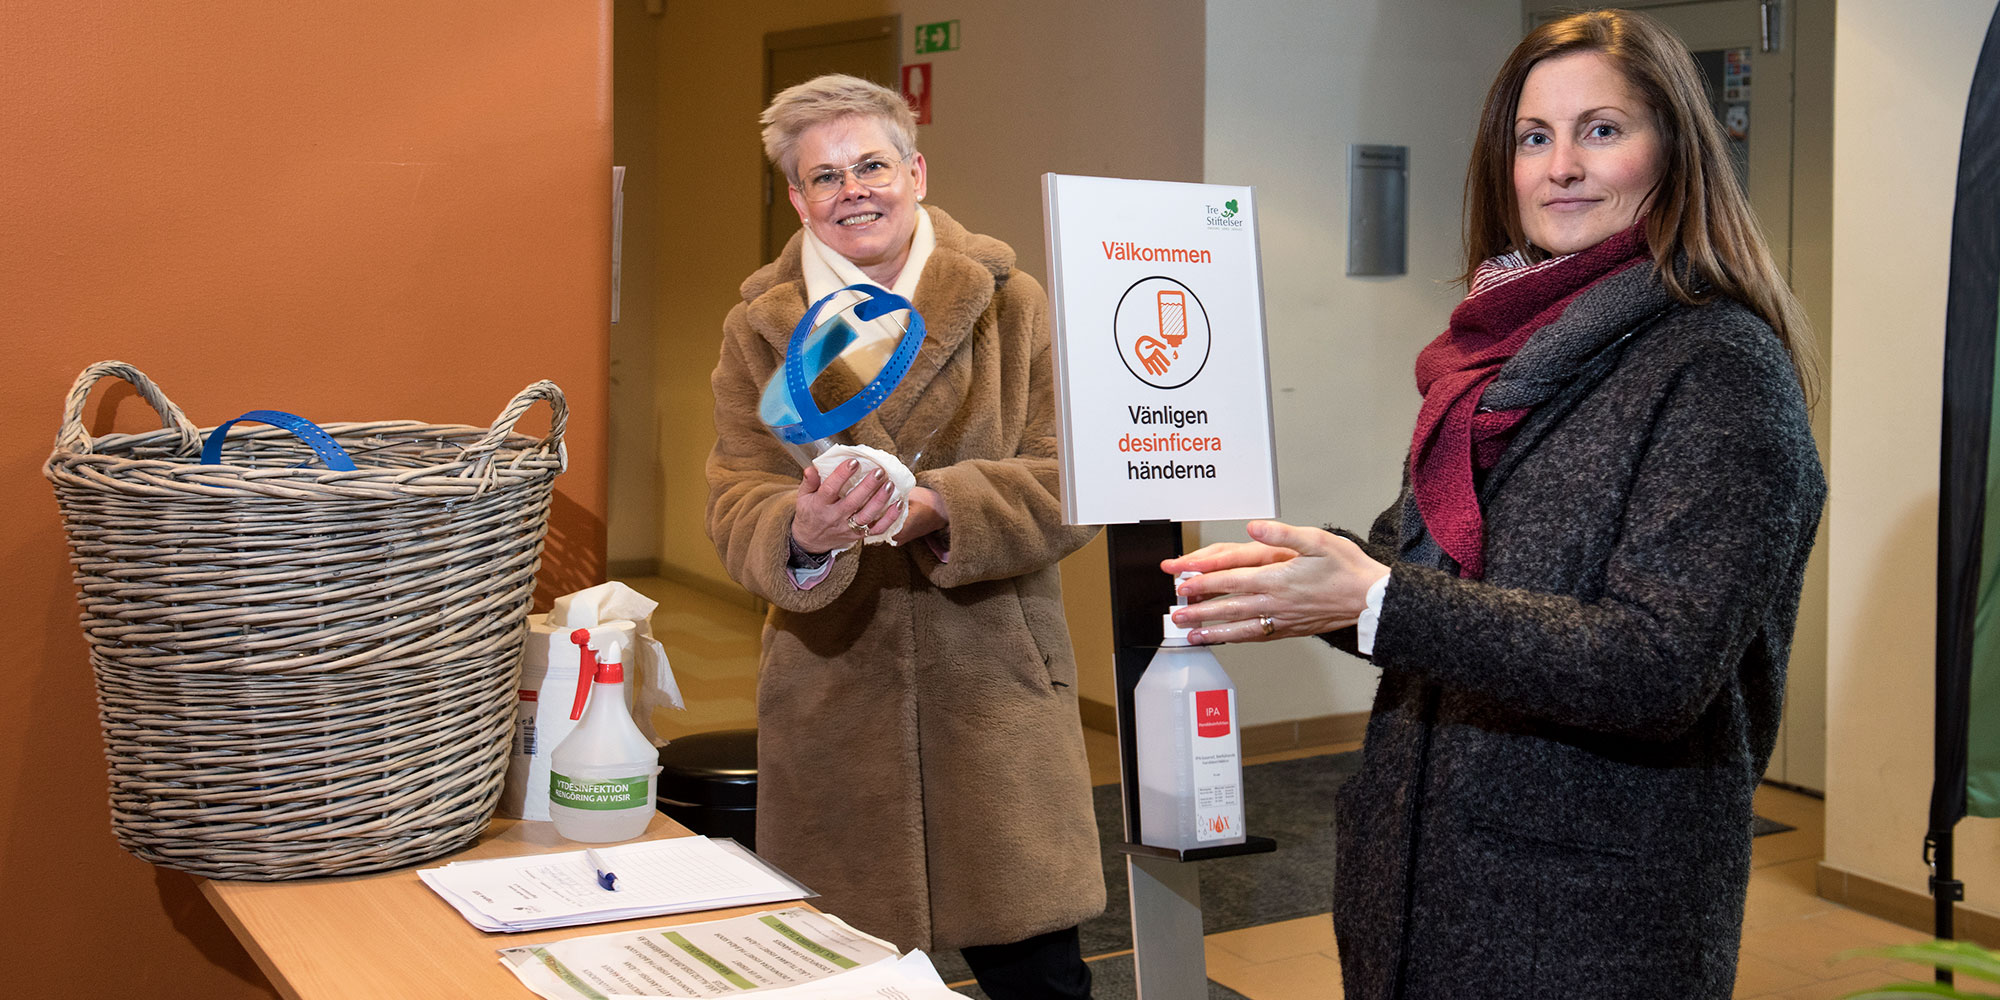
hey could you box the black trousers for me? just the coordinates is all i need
[959,925,1092,999]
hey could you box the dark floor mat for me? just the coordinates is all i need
[1752,814,1795,836]
[930,752,1357,984]
[929,751,1791,986]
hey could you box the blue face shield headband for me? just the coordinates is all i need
[758,284,927,449]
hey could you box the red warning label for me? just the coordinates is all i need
[1195,689,1231,738]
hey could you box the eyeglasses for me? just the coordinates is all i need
[795,153,905,203]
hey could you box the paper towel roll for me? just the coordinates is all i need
[811,443,914,544]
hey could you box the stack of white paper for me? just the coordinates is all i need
[420,837,810,933]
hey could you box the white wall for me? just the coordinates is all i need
[1202,0,1522,725]
[1824,0,2000,917]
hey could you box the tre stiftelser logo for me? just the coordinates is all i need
[1205,199,1243,230]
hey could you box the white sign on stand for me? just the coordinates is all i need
[1042,173,1279,525]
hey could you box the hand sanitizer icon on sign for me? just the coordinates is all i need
[1158,291,1188,350]
[1116,278,1211,389]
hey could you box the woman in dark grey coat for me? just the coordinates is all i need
[1167,10,1824,999]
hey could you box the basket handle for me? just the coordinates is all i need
[460,380,567,476]
[54,361,203,457]
[201,410,359,471]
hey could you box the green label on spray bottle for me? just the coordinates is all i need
[550,771,649,811]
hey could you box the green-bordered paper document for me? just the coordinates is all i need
[498,907,966,999]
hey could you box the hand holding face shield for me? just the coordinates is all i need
[759,284,929,548]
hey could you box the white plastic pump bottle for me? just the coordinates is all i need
[1135,571,1247,850]
[549,621,660,842]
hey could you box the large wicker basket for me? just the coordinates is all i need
[44,361,566,880]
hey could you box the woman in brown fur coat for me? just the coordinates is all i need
[704,74,1104,999]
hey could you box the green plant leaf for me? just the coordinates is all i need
[1839,941,2000,986]
[1837,986,1987,1000]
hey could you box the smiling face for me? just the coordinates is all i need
[1511,50,1666,256]
[786,115,927,285]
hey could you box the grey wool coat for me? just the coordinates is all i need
[1327,263,1825,999]
[705,206,1106,954]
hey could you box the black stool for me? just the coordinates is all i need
[655,728,758,850]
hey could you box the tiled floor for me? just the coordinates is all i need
[624,575,1942,999]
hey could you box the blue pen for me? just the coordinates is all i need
[585,848,618,891]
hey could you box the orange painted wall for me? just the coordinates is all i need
[0,4,611,995]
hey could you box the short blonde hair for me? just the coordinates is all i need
[760,74,918,181]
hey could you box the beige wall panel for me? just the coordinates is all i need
[1202,0,1522,725]
[613,1,668,573]
[1826,0,2000,919]
[647,0,888,601]
[1785,0,1836,794]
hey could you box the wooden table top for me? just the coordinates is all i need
[200,814,803,1000]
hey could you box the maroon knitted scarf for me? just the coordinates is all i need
[1409,222,1650,578]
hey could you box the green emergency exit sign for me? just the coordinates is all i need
[914,20,960,54]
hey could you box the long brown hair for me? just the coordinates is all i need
[1462,9,1815,394]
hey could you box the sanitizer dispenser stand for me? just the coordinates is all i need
[1107,521,1276,1000]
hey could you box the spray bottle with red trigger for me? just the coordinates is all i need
[548,621,660,842]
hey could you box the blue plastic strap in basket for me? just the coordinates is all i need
[763,284,926,445]
[200,410,358,471]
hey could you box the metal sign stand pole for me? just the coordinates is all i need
[1107,521,1275,1000]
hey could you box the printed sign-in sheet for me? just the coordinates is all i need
[498,907,964,999]
[422,837,808,932]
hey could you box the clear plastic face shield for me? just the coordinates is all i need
[758,284,928,469]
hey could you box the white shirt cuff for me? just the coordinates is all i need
[1355,571,1391,655]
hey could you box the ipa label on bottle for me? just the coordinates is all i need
[1188,689,1242,841]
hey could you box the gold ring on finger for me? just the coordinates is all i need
[846,516,865,534]
[1260,614,1276,636]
